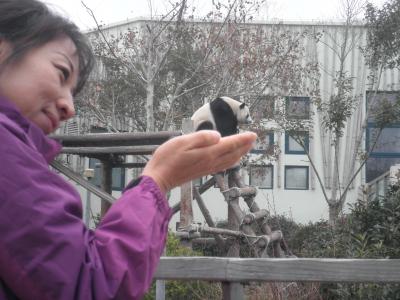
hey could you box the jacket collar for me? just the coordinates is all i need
[0,96,62,163]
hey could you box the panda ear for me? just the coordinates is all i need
[240,102,245,109]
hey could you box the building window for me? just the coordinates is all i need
[286,96,310,119]
[366,157,400,184]
[249,165,273,189]
[366,91,400,182]
[366,126,400,156]
[89,158,126,191]
[285,131,309,154]
[285,166,309,190]
[251,132,274,154]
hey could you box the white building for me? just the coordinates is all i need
[57,18,400,227]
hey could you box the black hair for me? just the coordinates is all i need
[0,0,94,95]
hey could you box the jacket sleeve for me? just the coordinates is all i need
[0,124,172,300]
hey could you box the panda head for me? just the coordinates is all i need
[220,96,252,125]
[237,102,252,125]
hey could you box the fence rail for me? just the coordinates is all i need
[153,257,400,299]
[154,257,400,283]
[51,131,181,147]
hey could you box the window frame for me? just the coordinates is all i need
[365,90,400,181]
[251,132,275,154]
[284,165,309,190]
[249,164,274,189]
[366,125,400,158]
[285,131,309,155]
[285,96,310,119]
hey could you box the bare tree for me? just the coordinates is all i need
[79,0,266,132]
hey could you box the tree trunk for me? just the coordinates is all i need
[328,201,342,226]
[146,80,155,132]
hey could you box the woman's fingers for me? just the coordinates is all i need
[181,130,222,150]
[189,132,257,174]
[192,132,256,160]
[142,131,257,193]
[215,132,256,155]
[172,130,254,152]
[209,147,249,173]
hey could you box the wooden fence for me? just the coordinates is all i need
[154,257,400,299]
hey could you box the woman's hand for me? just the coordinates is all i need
[142,130,257,193]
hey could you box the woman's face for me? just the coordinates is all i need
[0,36,79,134]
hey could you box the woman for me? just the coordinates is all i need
[0,0,256,299]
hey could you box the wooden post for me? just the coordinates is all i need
[222,282,244,300]
[156,248,166,300]
[226,173,240,257]
[83,168,94,226]
[155,280,165,300]
[179,119,194,231]
[179,181,193,229]
[100,158,112,218]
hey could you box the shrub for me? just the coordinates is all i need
[283,185,400,299]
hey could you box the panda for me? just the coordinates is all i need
[191,96,252,137]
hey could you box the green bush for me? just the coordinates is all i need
[282,185,400,299]
[347,185,400,258]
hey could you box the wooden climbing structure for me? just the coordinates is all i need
[175,166,292,258]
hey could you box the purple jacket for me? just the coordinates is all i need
[0,97,172,300]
